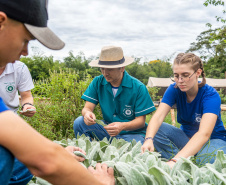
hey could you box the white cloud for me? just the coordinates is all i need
[28,0,224,63]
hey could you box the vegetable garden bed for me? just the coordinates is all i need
[28,135,226,185]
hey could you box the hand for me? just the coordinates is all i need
[141,139,154,153]
[84,111,96,126]
[104,122,123,136]
[65,146,86,162]
[20,104,36,117]
[166,160,176,168]
[88,163,115,185]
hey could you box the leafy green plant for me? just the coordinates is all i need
[147,87,162,102]
[218,89,226,104]
[95,119,107,127]
[29,136,226,185]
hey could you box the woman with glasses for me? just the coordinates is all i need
[141,53,226,168]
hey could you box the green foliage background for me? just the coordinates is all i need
[21,69,163,140]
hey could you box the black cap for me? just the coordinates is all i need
[0,0,65,50]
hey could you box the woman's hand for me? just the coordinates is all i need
[166,160,176,168]
[141,139,154,153]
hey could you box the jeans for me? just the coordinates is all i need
[153,122,226,164]
[73,116,145,143]
[0,146,33,185]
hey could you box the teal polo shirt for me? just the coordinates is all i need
[81,71,156,136]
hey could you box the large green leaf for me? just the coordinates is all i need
[130,167,147,185]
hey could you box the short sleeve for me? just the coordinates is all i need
[81,77,99,105]
[0,97,9,113]
[134,85,156,117]
[203,89,221,115]
[161,84,177,107]
[17,64,34,92]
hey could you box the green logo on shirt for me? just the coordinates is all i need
[6,85,15,93]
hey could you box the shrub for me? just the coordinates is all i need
[147,87,162,102]
[23,69,102,140]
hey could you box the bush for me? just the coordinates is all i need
[218,89,226,104]
[23,69,102,140]
[147,87,162,102]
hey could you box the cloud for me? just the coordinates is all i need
[28,0,224,63]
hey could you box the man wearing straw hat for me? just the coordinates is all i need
[73,46,156,143]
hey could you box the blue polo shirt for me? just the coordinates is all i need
[0,97,9,113]
[81,71,156,136]
[162,83,226,141]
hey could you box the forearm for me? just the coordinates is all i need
[175,113,216,159]
[120,116,146,131]
[0,111,103,185]
[145,103,171,139]
[174,131,210,159]
[82,107,93,117]
[20,90,34,106]
[145,114,163,139]
[37,145,104,185]
[21,96,33,106]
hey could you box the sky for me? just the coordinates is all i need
[28,0,224,63]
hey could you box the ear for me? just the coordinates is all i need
[0,12,7,30]
[196,68,202,77]
[121,67,125,72]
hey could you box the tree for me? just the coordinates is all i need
[204,0,225,24]
[186,0,226,78]
[63,51,101,79]
[187,26,226,60]
[148,60,173,78]
[21,55,64,81]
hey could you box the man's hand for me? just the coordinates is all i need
[20,104,36,117]
[88,163,115,185]
[104,122,123,136]
[141,140,154,153]
[64,146,86,162]
[84,111,96,126]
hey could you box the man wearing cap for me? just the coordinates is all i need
[0,0,114,185]
[73,46,156,143]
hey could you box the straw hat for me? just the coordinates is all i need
[89,46,134,68]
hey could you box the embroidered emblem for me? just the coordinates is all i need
[6,85,15,93]
[123,105,133,117]
[5,82,15,93]
[195,113,201,123]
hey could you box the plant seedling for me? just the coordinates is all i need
[94,119,107,127]
[73,151,87,159]
[19,109,36,113]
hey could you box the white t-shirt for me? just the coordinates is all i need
[0,61,34,113]
[112,86,119,97]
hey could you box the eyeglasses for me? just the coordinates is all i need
[170,70,197,82]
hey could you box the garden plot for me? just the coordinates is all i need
[29,135,226,185]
